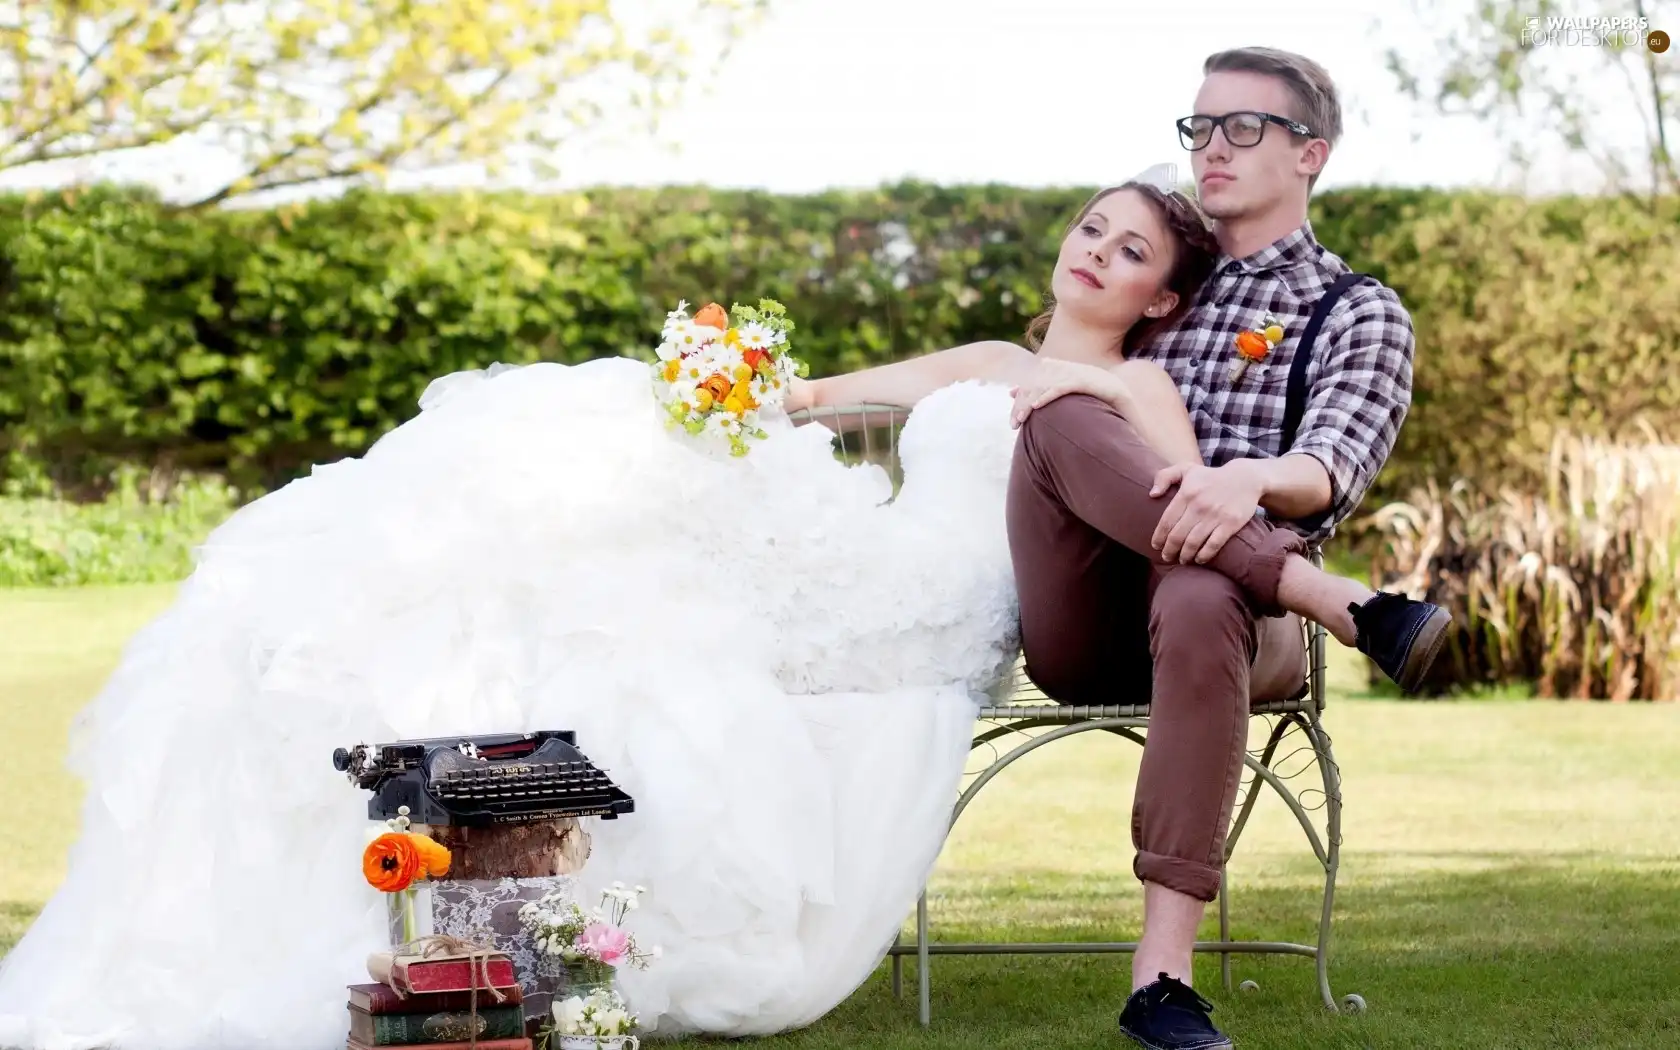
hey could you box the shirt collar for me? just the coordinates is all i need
[1213,221,1319,276]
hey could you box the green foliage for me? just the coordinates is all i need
[0,468,239,587]
[1348,189,1680,497]
[0,183,1675,504]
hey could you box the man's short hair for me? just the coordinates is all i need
[1202,47,1342,190]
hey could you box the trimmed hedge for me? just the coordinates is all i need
[1,183,1675,498]
[0,468,237,586]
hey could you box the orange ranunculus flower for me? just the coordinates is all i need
[1234,330,1270,361]
[693,303,729,330]
[741,348,769,372]
[364,833,422,892]
[700,373,733,403]
[410,833,452,878]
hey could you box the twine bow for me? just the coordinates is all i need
[389,934,508,1049]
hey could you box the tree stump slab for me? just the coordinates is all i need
[426,819,591,880]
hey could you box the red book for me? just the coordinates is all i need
[347,1039,529,1050]
[347,982,524,1016]
[366,951,518,996]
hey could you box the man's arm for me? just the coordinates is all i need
[1274,286,1416,533]
[1225,454,1333,521]
[1152,285,1415,562]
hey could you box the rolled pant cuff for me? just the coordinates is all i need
[1241,527,1308,618]
[1133,850,1222,902]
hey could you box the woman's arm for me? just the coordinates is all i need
[800,340,1034,412]
[1009,358,1204,468]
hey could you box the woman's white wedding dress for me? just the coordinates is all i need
[0,357,1022,1050]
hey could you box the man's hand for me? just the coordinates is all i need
[1149,459,1267,564]
[1009,358,1126,428]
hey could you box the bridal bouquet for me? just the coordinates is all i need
[652,298,807,457]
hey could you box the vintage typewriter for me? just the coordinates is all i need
[332,730,634,827]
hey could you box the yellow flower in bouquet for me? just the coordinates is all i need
[652,298,808,457]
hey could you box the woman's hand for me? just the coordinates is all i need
[1009,359,1126,428]
[782,376,816,415]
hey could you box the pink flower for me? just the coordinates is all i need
[576,922,630,966]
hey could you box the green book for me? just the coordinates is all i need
[347,1004,525,1046]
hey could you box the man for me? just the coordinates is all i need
[1006,47,1443,1049]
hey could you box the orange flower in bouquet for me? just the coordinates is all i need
[692,302,730,330]
[699,373,734,404]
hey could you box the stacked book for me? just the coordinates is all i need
[348,948,531,1050]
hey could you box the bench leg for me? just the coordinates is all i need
[1218,864,1232,994]
[917,889,931,1025]
[1306,715,1362,1013]
[891,933,903,999]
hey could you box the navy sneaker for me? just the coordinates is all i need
[1351,591,1452,693]
[1117,973,1232,1050]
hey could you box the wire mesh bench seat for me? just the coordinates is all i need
[788,402,1366,1026]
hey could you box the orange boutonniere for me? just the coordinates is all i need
[1231,313,1285,384]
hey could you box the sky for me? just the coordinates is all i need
[0,0,1665,202]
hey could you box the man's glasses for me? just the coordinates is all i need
[1176,112,1314,151]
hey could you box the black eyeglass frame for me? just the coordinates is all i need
[1176,111,1315,151]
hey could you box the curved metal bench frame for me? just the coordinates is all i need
[788,403,1362,1025]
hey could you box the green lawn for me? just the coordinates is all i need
[4,585,1679,1048]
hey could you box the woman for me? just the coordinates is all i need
[786,180,1440,662]
[0,178,1407,1050]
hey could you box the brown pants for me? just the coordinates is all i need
[1006,395,1308,901]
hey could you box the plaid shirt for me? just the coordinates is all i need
[1136,221,1415,543]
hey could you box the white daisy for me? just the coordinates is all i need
[664,319,696,347]
[737,323,772,351]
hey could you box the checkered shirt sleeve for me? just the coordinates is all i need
[1285,283,1415,537]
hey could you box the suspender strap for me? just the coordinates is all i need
[1280,271,1367,453]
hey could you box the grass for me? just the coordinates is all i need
[4,585,1680,1048]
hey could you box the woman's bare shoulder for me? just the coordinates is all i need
[968,339,1032,357]
[958,340,1034,369]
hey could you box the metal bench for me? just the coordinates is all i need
[789,402,1366,1025]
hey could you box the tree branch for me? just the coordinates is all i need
[185,67,517,210]
[1,0,195,164]
[8,1,185,151]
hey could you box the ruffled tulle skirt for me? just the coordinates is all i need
[0,357,1021,1048]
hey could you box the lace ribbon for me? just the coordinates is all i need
[388,934,510,1049]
